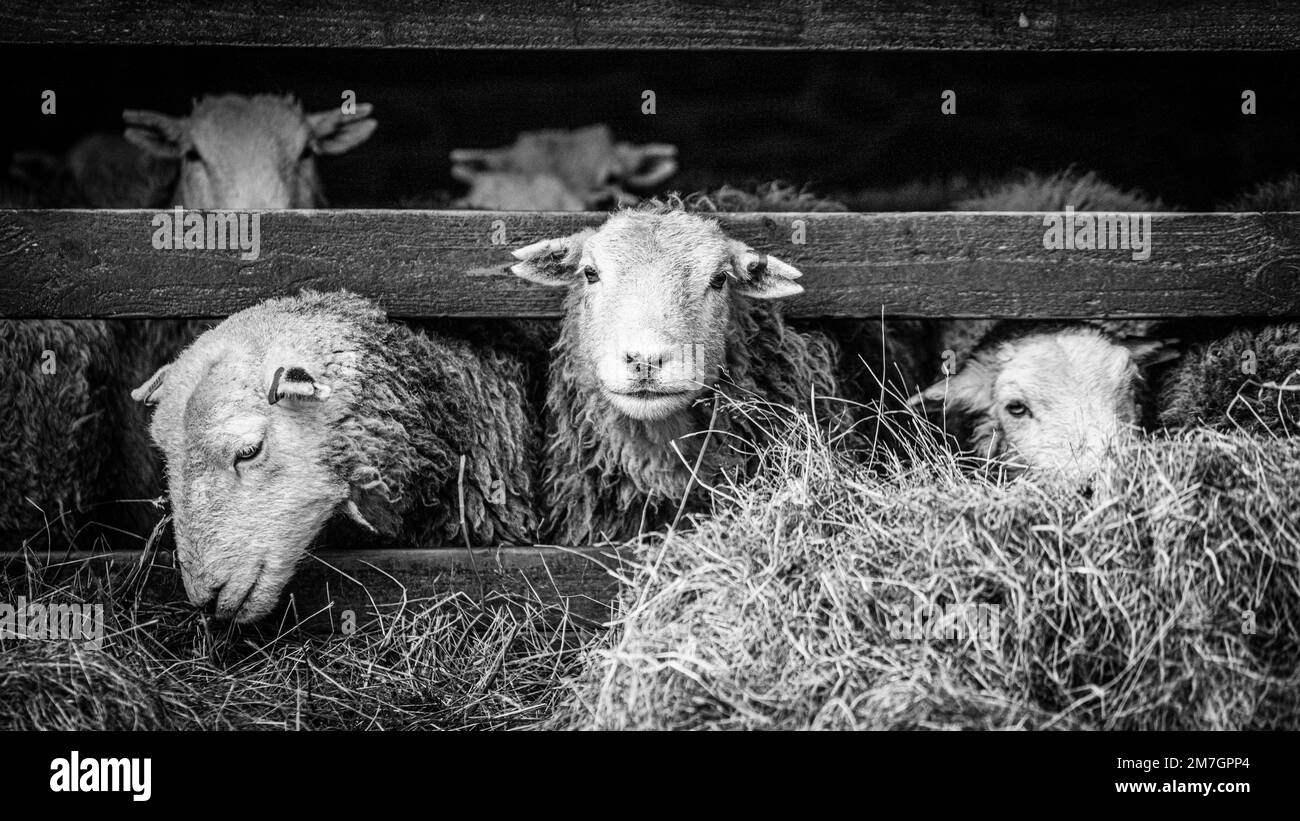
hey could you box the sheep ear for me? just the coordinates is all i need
[909,361,994,413]
[1123,337,1182,367]
[131,364,171,405]
[728,240,804,300]
[266,365,332,405]
[617,142,679,188]
[509,229,594,287]
[123,110,187,159]
[307,103,377,156]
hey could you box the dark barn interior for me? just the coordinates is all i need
[2,46,1298,209]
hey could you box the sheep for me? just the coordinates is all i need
[1157,175,1300,433]
[131,290,536,622]
[0,94,377,545]
[911,170,1180,477]
[121,93,376,208]
[451,124,677,210]
[510,197,841,544]
[913,322,1178,477]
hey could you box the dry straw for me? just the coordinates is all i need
[549,393,1300,730]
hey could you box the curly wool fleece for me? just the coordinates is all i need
[148,290,536,548]
[1159,324,1300,434]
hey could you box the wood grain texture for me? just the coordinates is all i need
[4,546,626,632]
[1,210,1298,319]
[2,1,1299,49]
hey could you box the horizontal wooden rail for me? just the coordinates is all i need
[3,1,1299,50]
[1,210,1298,319]
[3,546,626,632]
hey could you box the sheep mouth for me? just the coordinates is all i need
[213,561,274,623]
[605,387,697,420]
[610,388,692,399]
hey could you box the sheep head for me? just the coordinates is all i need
[124,94,376,208]
[130,301,378,623]
[511,207,803,422]
[911,324,1179,479]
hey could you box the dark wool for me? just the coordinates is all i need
[1157,176,1300,433]
[274,291,537,545]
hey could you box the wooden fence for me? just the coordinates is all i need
[3,1,1299,50]
[2,210,1298,319]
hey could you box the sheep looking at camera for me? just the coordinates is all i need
[511,198,840,544]
[132,290,536,622]
[913,322,1176,477]
[121,93,376,208]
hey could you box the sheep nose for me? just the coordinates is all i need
[624,347,673,379]
[624,344,702,383]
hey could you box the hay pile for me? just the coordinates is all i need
[0,551,589,730]
[549,401,1300,730]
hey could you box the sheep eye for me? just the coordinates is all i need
[582,266,600,284]
[183,146,202,163]
[1005,401,1031,418]
[234,441,264,465]
[709,271,728,291]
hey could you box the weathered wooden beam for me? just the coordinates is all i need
[3,546,625,632]
[3,1,1299,50]
[1,210,1297,319]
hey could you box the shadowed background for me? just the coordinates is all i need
[1,47,1297,210]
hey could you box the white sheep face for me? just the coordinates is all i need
[124,94,376,209]
[132,319,350,623]
[916,326,1174,479]
[511,209,805,421]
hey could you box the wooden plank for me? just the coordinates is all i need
[3,1,1299,50]
[1,210,1298,319]
[3,546,625,633]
